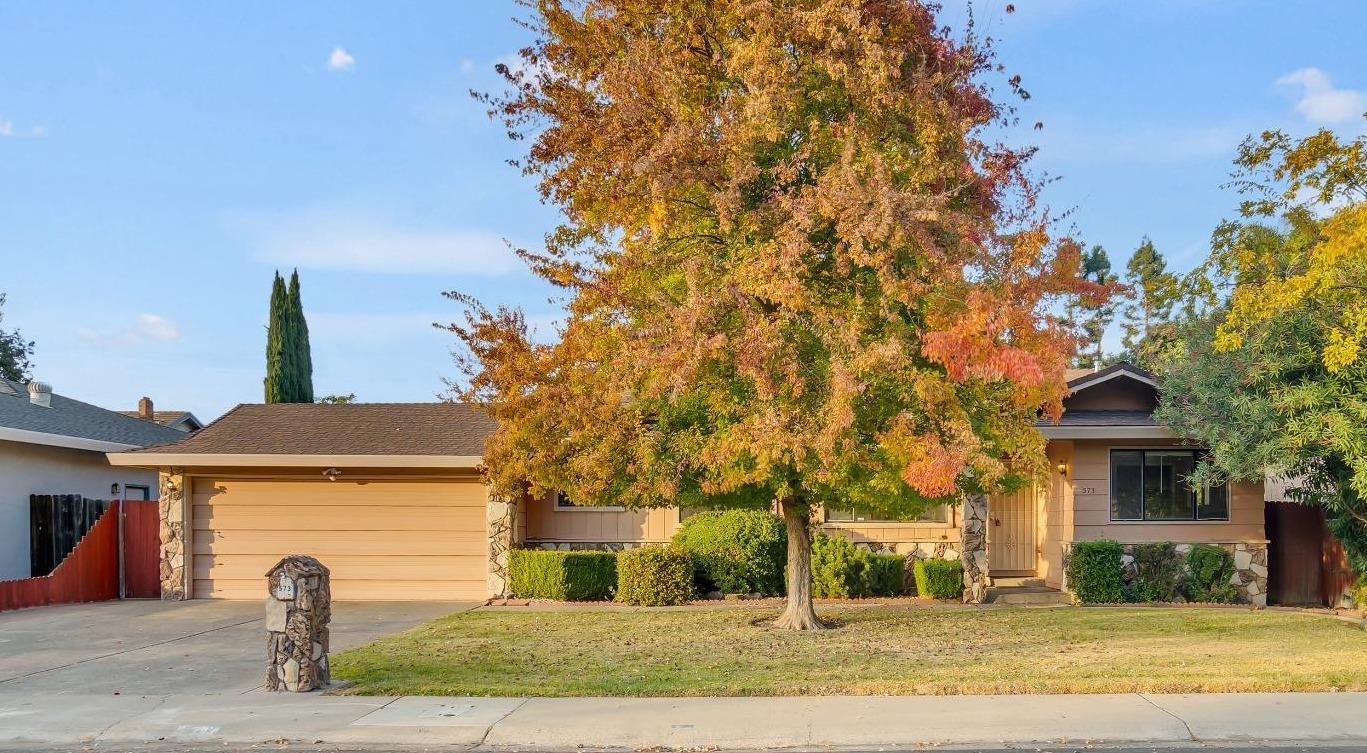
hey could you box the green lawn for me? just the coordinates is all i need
[330,604,1367,696]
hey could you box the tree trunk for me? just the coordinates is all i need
[774,497,826,630]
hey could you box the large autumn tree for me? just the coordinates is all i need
[1157,122,1367,570]
[450,0,1098,628]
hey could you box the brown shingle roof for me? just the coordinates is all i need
[128,403,494,456]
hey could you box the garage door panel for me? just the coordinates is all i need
[194,578,487,601]
[191,478,488,600]
[192,529,486,556]
[192,481,486,507]
[194,554,485,581]
[192,504,487,532]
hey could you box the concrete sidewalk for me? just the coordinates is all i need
[2,691,1367,750]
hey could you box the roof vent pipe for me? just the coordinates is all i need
[27,381,52,407]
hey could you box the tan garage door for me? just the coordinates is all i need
[191,477,487,600]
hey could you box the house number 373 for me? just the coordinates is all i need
[1076,486,1098,495]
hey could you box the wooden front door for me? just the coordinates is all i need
[989,486,1037,574]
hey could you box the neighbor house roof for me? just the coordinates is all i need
[108,402,495,468]
[116,409,204,432]
[0,377,187,451]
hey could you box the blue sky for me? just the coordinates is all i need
[0,2,1363,422]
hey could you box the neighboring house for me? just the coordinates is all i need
[0,378,186,580]
[118,396,204,433]
[112,364,1301,605]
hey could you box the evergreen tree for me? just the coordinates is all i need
[1120,237,1179,364]
[1068,245,1119,368]
[0,293,35,383]
[287,269,315,403]
[264,272,292,403]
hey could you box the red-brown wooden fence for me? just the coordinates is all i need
[121,500,161,599]
[0,502,122,612]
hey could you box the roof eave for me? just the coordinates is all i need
[0,425,140,453]
[1037,425,1175,440]
[105,452,485,469]
[1066,364,1158,394]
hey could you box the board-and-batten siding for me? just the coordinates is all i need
[191,477,488,600]
[523,493,680,543]
[1067,439,1266,544]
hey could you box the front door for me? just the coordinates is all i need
[988,486,1037,575]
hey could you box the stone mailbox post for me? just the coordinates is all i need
[265,555,332,692]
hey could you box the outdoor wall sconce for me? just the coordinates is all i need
[322,468,342,481]
[1057,460,1068,476]
[110,482,121,496]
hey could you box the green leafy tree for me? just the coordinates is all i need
[317,393,357,405]
[264,270,314,403]
[0,293,35,383]
[1157,123,1367,572]
[1119,237,1179,364]
[448,0,1101,629]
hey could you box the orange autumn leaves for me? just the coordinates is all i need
[454,0,1108,509]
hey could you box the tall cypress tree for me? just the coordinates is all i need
[263,272,291,403]
[287,269,315,402]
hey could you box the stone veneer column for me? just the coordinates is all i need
[960,493,989,603]
[486,491,517,599]
[158,468,190,600]
[1231,542,1269,606]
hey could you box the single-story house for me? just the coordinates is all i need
[118,396,204,433]
[112,364,1308,605]
[1,378,185,580]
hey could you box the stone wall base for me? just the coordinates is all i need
[1061,540,1269,606]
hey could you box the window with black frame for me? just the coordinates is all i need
[1109,449,1228,521]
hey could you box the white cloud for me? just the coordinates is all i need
[0,120,12,137]
[327,46,356,72]
[1277,68,1367,125]
[136,314,180,341]
[459,58,476,76]
[231,207,523,276]
[76,313,181,346]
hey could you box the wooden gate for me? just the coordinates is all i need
[1266,501,1355,606]
[1,502,121,611]
[121,500,160,599]
[989,486,1037,574]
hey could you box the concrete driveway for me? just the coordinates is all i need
[0,599,477,695]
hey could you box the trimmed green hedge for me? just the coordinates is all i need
[1130,542,1183,602]
[811,534,907,598]
[672,509,786,595]
[508,549,617,601]
[912,559,963,599]
[1185,544,1238,603]
[1067,539,1125,603]
[616,546,694,606]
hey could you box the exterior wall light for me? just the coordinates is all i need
[1057,461,1068,476]
[322,468,342,481]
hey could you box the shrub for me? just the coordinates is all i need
[508,549,617,601]
[672,509,786,595]
[913,558,964,599]
[616,546,695,606]
[1067,539,1125,603]
[1352,574,1367,610]
[811,534,908,598]
[1185,544,1239,603]
[1130,542,1184,602]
